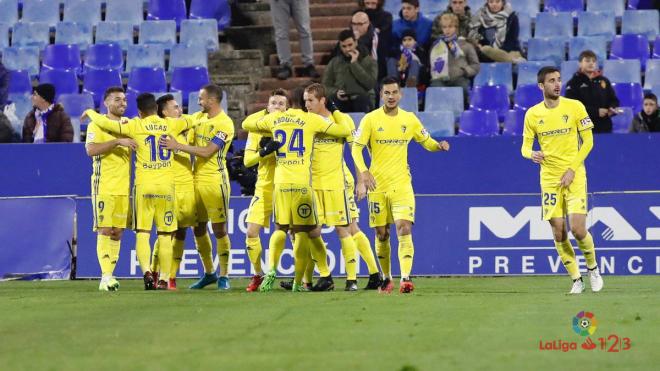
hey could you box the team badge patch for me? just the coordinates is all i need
[164,211,174,226]
[215,131,228,141]
[562,115,569,124]
[401,125,407,133]
[297,203,312,218]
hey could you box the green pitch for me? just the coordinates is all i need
[1,277,658,371]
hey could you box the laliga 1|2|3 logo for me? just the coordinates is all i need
[538,311,632,353]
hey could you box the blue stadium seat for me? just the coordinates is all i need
[535,12,573,38]
[383,0,399,16]
[474,62,513,91]
[2,46,40,77]
[105,0,144,27]
[469,85,510,121]
[644,59,660,91]
[84,43,124,71]
[22,0,60,28]
[189,0,232,31]
[39,68,79,96]
[459,109,499,136]
[424,86,464,118]
[153,91,183,109]
[653,36,660,59]
[57,93,94,117]
[516,61,550,87]
[417,110,455,138]
[187,90,228,112]
[527,38,566,66]
[586,0,624,19]
[568,36,607,64]
[503,108,526,136]
[11,22,49,49]
[543,0,584,15]
[509,0,540,18]
[42,44,82,73]
[147,0,186,29]
[9,93,33,122]
[577,11,616,39]
[650,85,660,100]
[170,67,210,106]
[82,68,123,106]
[560,60,579,81]
[139,20,177,50]
[514,84,543,110]
[101,92,138,118]
[95,22,134,51]
[0,23,9,49]
[63,0,102,26]
[612,82,644,113]
[518,13,532,47]
[168,44,208,71]
[8,69,31,94]
[609,34,650,70]
[622,10,659,40]
[627,0,657,9]
[127,67,167,95]
[126,44,165,74]
[611,106,633,133]
[55,22,93,50]
[180,19,220,52]
[0,0,18,26]
[603,59,641,84]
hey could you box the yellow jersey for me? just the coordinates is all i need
[191,111,234,186]
[243,111,276,195]
[311,112,355,191]
[523,97,593,185]
[85,110,194,186]
[85,120,131,196]
[173,128,195,188]
[353,107,433,191]
[243,108,351,185]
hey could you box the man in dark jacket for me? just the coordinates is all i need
[22,83,74,143]
[323,29,378,113]
[441,0,472,39]
[631,93,660,133]
[565,50,620,133]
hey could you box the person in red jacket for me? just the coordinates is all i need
[22,83,74,143]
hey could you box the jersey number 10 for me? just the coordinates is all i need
[145,135,172,162]
[274,129,305,157]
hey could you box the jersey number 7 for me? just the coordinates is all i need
[274,129,305,157]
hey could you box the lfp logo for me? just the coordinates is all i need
[573,311,598,336]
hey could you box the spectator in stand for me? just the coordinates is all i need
[22,83,74,143]
[631,93,660,133]
[429,13,479,108]
[352,10,389,80]
[358,0,393,72]
[468,0,524,63]
[270,0,320,80]
[387,29,425,87]
[0,61,8,110]
[441,0,473,39]
[323,29,378,112]
[0,111,13,143]
[565,50,620,134]
[392,0,433,49]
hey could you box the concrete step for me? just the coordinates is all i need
[290,27,344,41]
[290,39,336,53]
[310,0,355,4]
[267,64,326,79]
[268,52,332,67]
[309,16,352,28]
[259,76,319,91]
[309,3,358,17]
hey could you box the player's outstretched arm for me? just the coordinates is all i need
[82,109,136,136]
[242,113,273,135]
[86,138,137,156]
[560,128,594,187]
[160,135,223,159]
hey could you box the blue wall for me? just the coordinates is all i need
[1,134,659,197]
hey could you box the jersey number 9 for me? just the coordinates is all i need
[274,129,305,157]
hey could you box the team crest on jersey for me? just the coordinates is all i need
[562,115,569,124]
[377,127,384,132]
[297,203,312,218]
[401,125,407,133]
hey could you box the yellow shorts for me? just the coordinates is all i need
[314,189,351,226]
[367,186,415,227]
[246,190,273,228]
[195,183,230,224]
[273,183,318,226]
[346,181,359,221]
[92,194,130,231]
[541,177,588,220]
[133,184,177,233]
[175,186,197,228]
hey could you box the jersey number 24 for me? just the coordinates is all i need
[274,129,305,157]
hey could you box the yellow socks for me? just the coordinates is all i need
[170,238,185,279]
[268,230,287,272]
[375,237,391,279]
[135,232,152,274]
[293,232,311,285]
[194,233,214,274]
[217,235,231,277]
[354,231,379,275]
[309,236,330,277]
[107,238,120,275]
[156,234,173,281]
[246,236,263,275]
[398,234,414,280]
[304,251,314,284]
[150,239,160,273]
[555,239,581,280]
[96,234,112,277]
[576,232,597,269]
[340,236,357,280]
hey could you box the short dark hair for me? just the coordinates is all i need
[202,84,223,104]
[136,93,157,115]
[578,50,597,62]
[156,94,176,118]
[291,83,313,110]
[402,0,419,7]
[381,76,400,86]
[270,88,290,107]
[338,29,355,42]
[644,93,657,104]
[103,86,124,101]
[537,66,561,84]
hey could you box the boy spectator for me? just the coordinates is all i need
[392,0,433,49]
[631,93,660,133]
[22,83,74,143]
[387,29,425,87]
